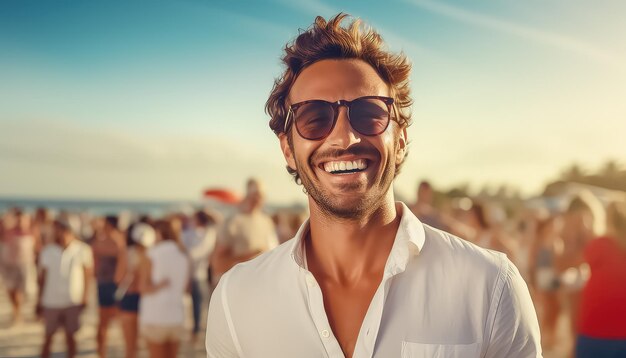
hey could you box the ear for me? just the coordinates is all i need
[279,133,297,171]
[395,127,407,165]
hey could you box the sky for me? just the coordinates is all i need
[1,0,625,205]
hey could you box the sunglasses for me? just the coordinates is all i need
[284,96,396,140]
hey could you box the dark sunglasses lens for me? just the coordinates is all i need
[295,102,335,140]
[350,98,390,135]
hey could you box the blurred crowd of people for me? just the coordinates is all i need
[409,180,626,357]
[1,178,625,357]
[0,178,306,358]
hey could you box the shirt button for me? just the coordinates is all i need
[321,330,330,338]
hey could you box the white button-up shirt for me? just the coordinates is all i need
[206,202,541,357]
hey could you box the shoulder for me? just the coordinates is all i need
[40,244,58,255]
[75,241,94,262]
[39,245,59,263]
[75,240,91,250]
[586,236,613,251]
[259,212,275,225]
[415,224,516,304]
[422,224,508,276]
[146,244,159,260]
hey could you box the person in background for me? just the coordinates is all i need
[33,207,55,249]
[139,219,190,358]
[91,215,125,358]
[0,212,4,264]
[1,208,37,326]
[115,222,156,358]
[211,178,278,283]
[182,209,219,342]
[464,202,516,259]
[38,218,93,358]
[557,192,605,348]
[576,201,626,357]
[528,216,563,349]
[273,211,295,244]
[409,180,447,230]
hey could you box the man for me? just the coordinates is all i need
[38,218,93,358]
[182,209,219,341]
[210,178,278,283]
[206,14,541,357]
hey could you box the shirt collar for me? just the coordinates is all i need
[289,202,426,275]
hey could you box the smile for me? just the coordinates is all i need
[322,159,368,174]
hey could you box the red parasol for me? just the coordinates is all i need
[203,188,241,204]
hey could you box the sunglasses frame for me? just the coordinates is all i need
[284,95,396,140]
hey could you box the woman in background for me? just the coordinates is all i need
[465,202,517,260]
[139,219,190,358]
[115,222,155,358]
[92,215,125,358]
[576,201,626,357]
[528,216,563,349]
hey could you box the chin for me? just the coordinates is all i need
[315,193,375,219]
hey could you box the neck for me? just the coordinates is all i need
[61,238,74,249]
[306,191,401,285]
[241,201,260,214]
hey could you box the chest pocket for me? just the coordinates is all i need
[401,341,481,358]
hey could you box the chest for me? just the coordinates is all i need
[317,277,382,358]
[45,249,83,280]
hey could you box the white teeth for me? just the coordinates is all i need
[323,159,369,173]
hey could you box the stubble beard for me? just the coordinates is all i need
[296,153,396,220]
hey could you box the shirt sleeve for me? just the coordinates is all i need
[485,258,542,358]
[205,271,242,358]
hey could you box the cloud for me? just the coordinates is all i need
[404,0,625,72]
[0,119,303,203]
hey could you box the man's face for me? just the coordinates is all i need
[279,59,406,219]
[54,225,72,246]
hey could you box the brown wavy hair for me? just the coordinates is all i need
[265,13,413,184]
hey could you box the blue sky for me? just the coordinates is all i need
[1,0,625,203]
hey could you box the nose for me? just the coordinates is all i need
[325,106,361,148]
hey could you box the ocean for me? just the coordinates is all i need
[0,197,305,217]
[0,197,216,217]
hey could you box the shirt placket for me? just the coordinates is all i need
[353,275,395,358]
[303,270,345,358]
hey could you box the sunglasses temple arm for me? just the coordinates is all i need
[284,108,293,133]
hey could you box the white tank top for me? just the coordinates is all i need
[139,241,189,326]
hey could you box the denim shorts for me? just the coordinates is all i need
[97,282,118,308]
[119,293,140,313]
